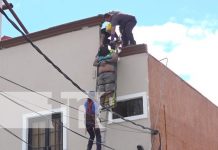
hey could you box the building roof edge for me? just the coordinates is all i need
[119,44,147,57]
[0,15,104,49]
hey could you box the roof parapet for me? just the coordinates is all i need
[0,15,104,49]
[119,44,147,57]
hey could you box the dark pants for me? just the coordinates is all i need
[120,19,137,47]
[86,124,101,150]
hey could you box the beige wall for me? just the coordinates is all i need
[117,53,148,96]
[0,26,100,150]
[0,24,152,150]
[106,119,151,150]
[105,53,152,150]
[0,26,99,92]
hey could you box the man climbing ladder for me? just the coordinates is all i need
[93,45,119,108]
[93,42,120,150]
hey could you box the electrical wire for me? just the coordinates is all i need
[0,124,32,147]
[0,92,115,150]
[2,91,79,121]
[0,124,49,149]
[1,6,159,138]
[2,92,150,135]
[0,75,150,134]
[0,75,80,112]
[0,8,86,94]
[159,58,168,66]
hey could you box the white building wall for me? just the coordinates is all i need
[0,25,100,150]
[105,53,151,150]
[0,23,151,150]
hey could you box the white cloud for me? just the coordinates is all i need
[133,20,218,106]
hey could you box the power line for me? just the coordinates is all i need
[0,75,150,134]
[0,92,115,150]
[2,91,150,135]
[1,6,161,149]
[0,124,31,147]
[2,0,29,34]
[2,91,79,121]
[0,124,47,149]
[0,75,79,112]
[109,107,158,134]
[0,8,86,94]
[0,7,159,136]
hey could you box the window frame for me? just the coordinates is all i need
[28,113,62,150]
[22,107,68,150]
[108,92,148,123]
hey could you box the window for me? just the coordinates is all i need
[109,92,147,122]
[28,113,63,150]
[112,97,143,119]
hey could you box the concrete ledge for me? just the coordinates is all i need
[119,44,147,57]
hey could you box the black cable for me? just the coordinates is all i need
[106,107,158,135]
[0,124,52,149]
[0,8,158,135]
[0,124,31,147]
[0,8,86,94]
[0,124,47,149]
[0,92,115,150]
[3,91,79,121]
[0,75,79,112]
[2,92,150,135]
[1,7,162,149]
[0,75,150,134]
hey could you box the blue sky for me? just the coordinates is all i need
[1,0,218,106]
[2,0,218,37]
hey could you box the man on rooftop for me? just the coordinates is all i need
[104,11,137,48]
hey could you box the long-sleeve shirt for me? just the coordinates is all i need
[110,12,136,27]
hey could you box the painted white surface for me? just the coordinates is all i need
[0,25,100,150]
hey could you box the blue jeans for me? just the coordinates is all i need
[86,124,101,150]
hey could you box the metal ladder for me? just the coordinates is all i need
[96,46,120,150]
